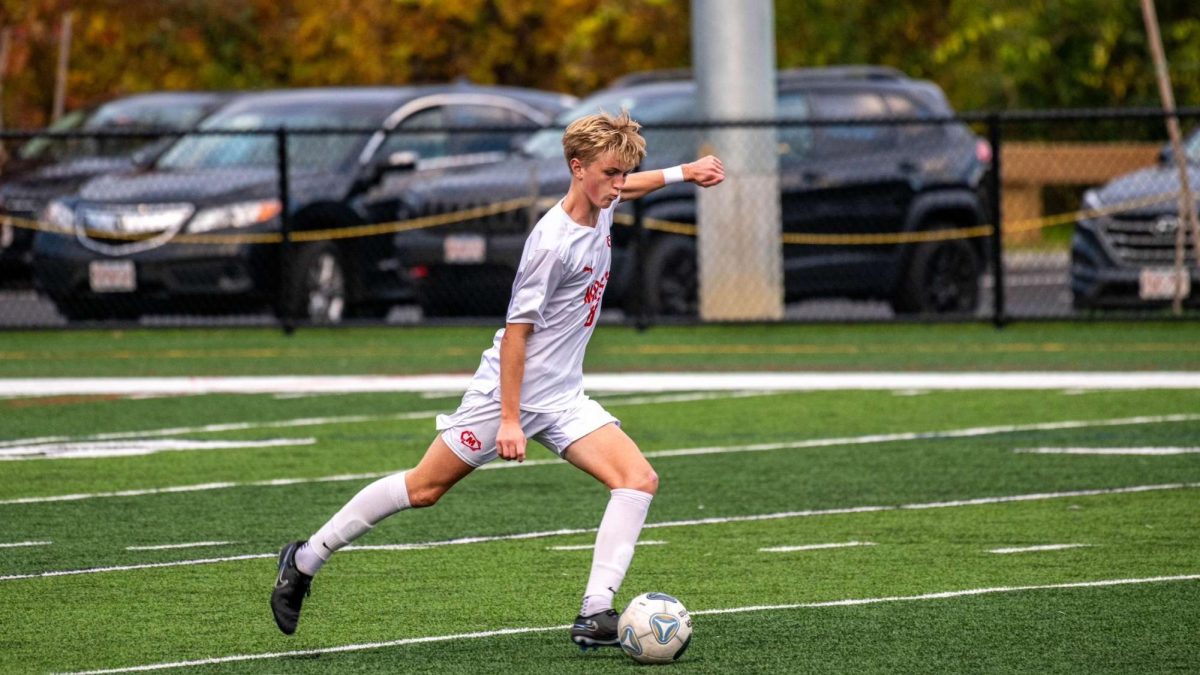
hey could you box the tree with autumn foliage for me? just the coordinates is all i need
[0,0,1197,130]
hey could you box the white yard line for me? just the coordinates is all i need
[0,438,315,461]
[1015,447,1200,456]
[546,540,667,552]
[0,391,762,452]
[0,410,444,450]
[4,412,1198,506]
[0,540,51,548]
[62,573,1200,674]
[989,544,1092,554]
[125,541,236,552]
[4,372,1200,398]
[4,482,1196,583]
[760,541,876,553]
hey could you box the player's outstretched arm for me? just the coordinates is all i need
[620,155,725,201]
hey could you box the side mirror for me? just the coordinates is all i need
[385,150,419,172]
[368,150,419,184]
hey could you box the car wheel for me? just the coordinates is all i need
[284,243,347,324]
[644,236,698,317]
[893,234,981,314]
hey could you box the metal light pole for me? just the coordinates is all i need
[691,0,783,321]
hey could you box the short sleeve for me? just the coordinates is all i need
[506,248,566,328]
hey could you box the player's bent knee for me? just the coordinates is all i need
[623,468,659,496]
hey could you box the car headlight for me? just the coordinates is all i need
[43,201,76,231]
[188,199,282,233]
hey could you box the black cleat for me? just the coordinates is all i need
[270,540,313,635]
[570,609,620,649]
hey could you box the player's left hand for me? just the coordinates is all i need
[685,155,725,188]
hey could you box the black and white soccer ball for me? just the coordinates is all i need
[617,592,693,664]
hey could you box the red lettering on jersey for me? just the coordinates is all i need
[583,266,594,274]
[460,430,483,452]
[583,271,610,327]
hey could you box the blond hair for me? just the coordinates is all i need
[561,109,647,168]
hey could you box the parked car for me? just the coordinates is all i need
[0,91,232,283]
[1070,128,1200,310]
[31,84,576,321]
[384,66,991,317]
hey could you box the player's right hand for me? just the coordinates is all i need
[496,419,527,462]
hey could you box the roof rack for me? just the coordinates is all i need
[608,65,907,89]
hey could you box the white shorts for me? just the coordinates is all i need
[435,391,620,468]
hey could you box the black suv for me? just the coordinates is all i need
[384,67,990,317]
[0,91,232,283]
[1071,128,1199,309]
[31,84,575,321]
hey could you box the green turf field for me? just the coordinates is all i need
[1,321,1199,376]
[1,324,1198,673]
[1,391,1197,671]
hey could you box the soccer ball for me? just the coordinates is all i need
[617,592,693,664]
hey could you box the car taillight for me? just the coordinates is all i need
[975,139,993,165]
[409,264,429,279]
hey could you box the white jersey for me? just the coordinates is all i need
[465,198,616,412]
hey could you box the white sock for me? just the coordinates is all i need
[580,488,654,616]
[294,471,411,576]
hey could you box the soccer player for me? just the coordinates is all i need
[271,110,725,647]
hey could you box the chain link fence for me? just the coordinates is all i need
[1,111,1197,329]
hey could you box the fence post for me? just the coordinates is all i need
[987,114,1007,328]
[276,127,295,336]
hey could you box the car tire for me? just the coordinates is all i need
[644,236,698,317]
[892,231,981,315]
[282,243,348,324]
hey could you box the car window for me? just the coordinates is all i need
[448,105,531,155]
[812,92,894,155]
[885,94,940,145]
[376,107,450,160]
[777,92,813,160]
[523,87,698,160]
[1186,129,1200,164]
[157,104,381,171]
[16,109,90,161]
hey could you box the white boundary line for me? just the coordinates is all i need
[5,482,1196,583]
[989,544,1092,554]
[1015,447,1200,456]
[125,541,236,552]
[5,412,1198,506]
[5,371,1200,397]
[0,540,51,548]
[760,541,876,553]
[62,573,1200,674]
[0,391,765,451]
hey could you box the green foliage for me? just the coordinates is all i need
[0,1,1198,128]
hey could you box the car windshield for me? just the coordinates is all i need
[522,87,697,160]
[1187,129,1200,164]
[157,100,391,171]
[17,97,216,162]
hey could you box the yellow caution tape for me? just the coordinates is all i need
[1,188,1187,247]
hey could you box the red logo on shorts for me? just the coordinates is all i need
[460,430,483,452]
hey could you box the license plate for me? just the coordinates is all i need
[89,260,136,293]
[1139,267,1190,300]
[444,235,485,264]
